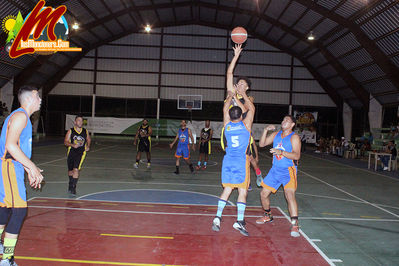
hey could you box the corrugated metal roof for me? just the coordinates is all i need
[362,79,396,94]
[326,32,361,58]
[339,49,373,70]
[376,32,399,55]
[317,0,341,11]
[265,0,290,20]
[351,64,385,83]
[312,18,339,37]
[360,5,399,40]
[0,0,397,107]
[292,9,323,34]
[335,0,367,19]
[279,1,307,27]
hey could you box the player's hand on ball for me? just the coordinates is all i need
[265,125,276,131]
[233,44,242,57]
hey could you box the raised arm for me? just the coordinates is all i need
[259,125,278,148]
[223,93,234,126]
[239,90,255,129]
[226,44,242,93]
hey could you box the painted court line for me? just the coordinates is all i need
[28,204,399,222]
[15,256,178,265]
[298,169,399,219]
[303,153,399,182]
[76,188,236,206]
[276,206,336,266]
[37,145,118,166]
[101,233,174,239]
[260,153,399,216]
[37,181,399,211]
[28,204,279,218]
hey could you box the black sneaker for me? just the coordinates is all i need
[173,171,179,175]
[212,216,221,232]
[71,187,77,195]
[1,256,18,266]
[233,220,249,236]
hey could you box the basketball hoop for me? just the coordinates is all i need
[187,101,193,112]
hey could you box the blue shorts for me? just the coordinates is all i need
[261,165,297,193]
[175,144,190,159]
[0,159,27,208]
[221,155,250,189]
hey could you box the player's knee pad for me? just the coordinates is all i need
[0,207,11,225]
[6,208,27,234]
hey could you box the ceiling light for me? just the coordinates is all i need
[145,25,151,33]
[72,23,79,30]
[307,31,315,41]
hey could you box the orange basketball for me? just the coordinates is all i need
[231,27,247,44]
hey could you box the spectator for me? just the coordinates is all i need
[380,141,397,171]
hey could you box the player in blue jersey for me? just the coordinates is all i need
[256,115,301,237]
[212,85,255,237]
[0,86,43,265]
[169,120,195,174]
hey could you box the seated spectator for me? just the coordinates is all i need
[380,141,397,171]
[361,139,371,156]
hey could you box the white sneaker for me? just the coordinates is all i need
[212,216,221,232]
[133,163,138,169]
[383,166,388,171]
[0,256,17,266]
[233,221,249,236]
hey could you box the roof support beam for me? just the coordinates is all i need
[294,0,399,95]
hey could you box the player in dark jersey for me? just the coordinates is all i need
[0,86,43,265]
[64,115,91,195]
[257,115,301,237]
[196,120,213,170]
[134,119,152,169]
[169,120,195,174]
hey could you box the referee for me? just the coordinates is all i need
[64,115,91,195]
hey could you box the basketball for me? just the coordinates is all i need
[231,27,247,44]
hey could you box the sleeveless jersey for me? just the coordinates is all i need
[223,121,250,157]
[178,128,189,145]
[200,128,211,142]
[138,125,150,141]
[0,107,32,160]
[272,131,295,168]
[69,127,88,155]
